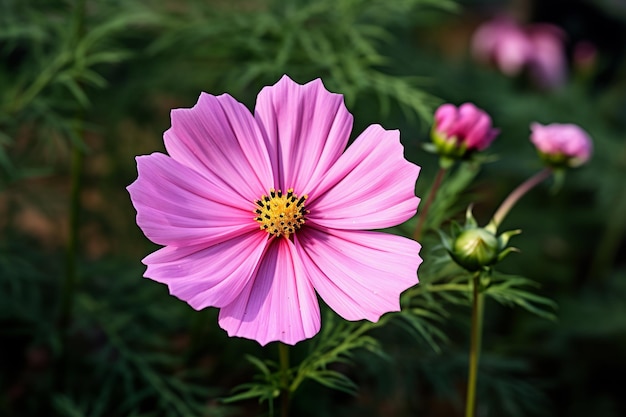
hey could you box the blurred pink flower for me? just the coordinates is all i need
[127,75,421,346]
[530,122,592,167]
[471,17,533,76]
[471,17,567,89]
[432,102,499,160]
[526,24,567,89]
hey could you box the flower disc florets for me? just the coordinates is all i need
[255,188,308,239]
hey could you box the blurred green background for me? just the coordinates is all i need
[1,0,625,416]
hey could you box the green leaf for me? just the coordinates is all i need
[485,273,558,320]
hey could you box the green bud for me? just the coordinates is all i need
[451,228,499,271]
[439,206,521,273]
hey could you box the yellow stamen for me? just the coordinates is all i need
[254,188,308,239]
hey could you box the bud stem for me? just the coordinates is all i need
[490,168,552,229]
[465,272,485,417]
[413,167,447,241]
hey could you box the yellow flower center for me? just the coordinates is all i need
[254,188,308,239]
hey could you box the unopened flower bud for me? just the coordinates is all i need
[431,103,499,164]
[451,228,499,272]
[530,122,592,168]
[440,207,521,273]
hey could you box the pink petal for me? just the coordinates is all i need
[464,112,491,150]
[127,153,256,247]
[452,103,481,138]
[218,238,321,346]
[255,75,353,193]
[295,228,421,322]
[143,231,268,308]
[471,19,501,61]
[306,124,420,230]
[164,92,273,202]
[434,103,458,134]
[495,31,533,76]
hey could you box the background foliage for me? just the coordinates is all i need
[1,0,625,416]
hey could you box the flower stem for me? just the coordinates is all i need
[490,168,552,229]
[59,142,83,328]
[413,167,447,241]
[279,342,290,417]
[58,0,86,327]
[465,272,484,417]
[56,0,86,389]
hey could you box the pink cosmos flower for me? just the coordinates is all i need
[471,17,567,90]
[530,122,592,167]
[431,103,499,160]
[127,75,421,346]
[471,17,534,77]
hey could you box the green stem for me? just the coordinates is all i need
[59,143,83,328]
[413,167,447,241]
[490,168,552,229]
[56,0,86,387]
[426,283,472,293]
[58,0,87,325]
[279,343,290,417]
[465,272,484,417]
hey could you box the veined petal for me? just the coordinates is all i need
[465,112,491,150]
[143,231,268,308]
[296,228,421,322]
[218,238,321,346]
[164,92,273,202]
[127,153,255,247]
[255,75,353,193]
[306,124,420,230]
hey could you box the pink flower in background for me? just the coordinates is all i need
[431,103,499,160]
[471,17,567,89]
[127,75,421,346]
[471,17,533,76]
[530,122,592,167]
[526,24,567,89]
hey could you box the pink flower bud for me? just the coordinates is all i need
[432,103,499,161]
[530,122,593,167]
